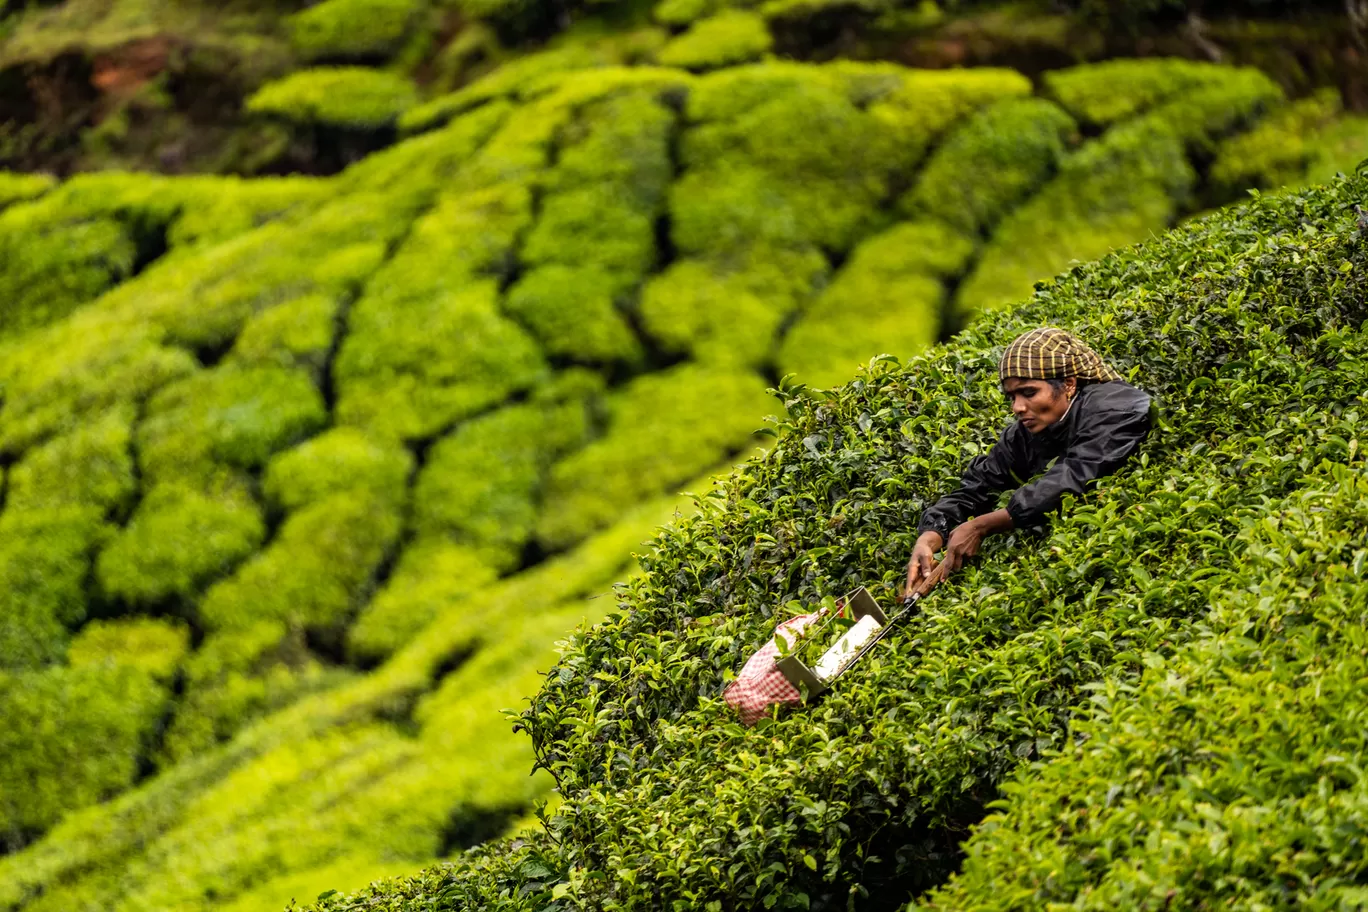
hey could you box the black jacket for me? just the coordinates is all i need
[917,380,1153,539]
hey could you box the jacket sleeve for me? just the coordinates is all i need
[1006,404,1151,530]
[917,426,1026,541]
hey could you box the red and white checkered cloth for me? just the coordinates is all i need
[724,611,824,726]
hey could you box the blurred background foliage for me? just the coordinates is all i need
[1,0,1367,909]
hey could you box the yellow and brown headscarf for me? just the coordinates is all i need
[998,328,1122,385]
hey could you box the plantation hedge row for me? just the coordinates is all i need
[0,488,700,911]
[296,162,1368,911]
[0,54,1361,908]
[926,462,1368,908]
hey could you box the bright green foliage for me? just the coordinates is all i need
[1133,65,1281,154]
[954,116,1195,317]
[95,480,266,608]
[855,65,1034,161]
[639,247,827,366]
[536,363,773,549]
[397,46,613,135]
[654,0,717,26]
[1303,115,1368,185]
[0,490,685,912]
[263,427,413,515]
[779,219,975,387]
[6,408,136,517]
[198,493,402,633]
[472,166,1368,912]
[288,0,421,61]
[165,177,328,250]
[158,621,347,766]
[902,97,1076,236]
[926,468,1368,909]
[674,64,902,256]
[522,88,676,285]
[137,365,328,485]
[228,293,340,375]
[0,50,1356,911]
[1043,56,1243,126]
[347,540,498,663]
[0,312,197,456]
[504,265,644,364]
[0,202,134,341]
[337,99,512,199]
[0,170,55,209]
[67,617,191,682]
[0,509,106,670]
[337,276,546,440]
[83,193,406,357]
[247,67,420,129]
[0,663,169,849]
[411,375,598,569]
[657,11,772,70]
[0,172,322,342]
[335,154,547,439]
[1211,88,1343,197]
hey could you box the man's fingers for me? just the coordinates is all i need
[913,561,945,597]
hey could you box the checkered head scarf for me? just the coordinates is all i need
[998,328,1122,385]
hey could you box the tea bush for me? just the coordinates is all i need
[778,219,975,387]
[503,265,645,365]
[263,427,413,515]
[5,409,137,518]
[411,376,597,569]
[0,509,108,671]
[96,480,265,608]
[246,67,420,129]
[1042,57,1238,126]
[672,64,908,256]
[0,662,171,849]
[1211,88,1343,197]
[656,10,773,70]
[925,465,1368,909]
[346,541,498,663]
[136,365,328,484]
[954,116,1194,317]
[902,97,1076,237]
[66,616,190,682]
[535,362,773,550]
[199,492,402,633]
[228,292,340,376]
[0,50,1357,911]
[288,0,423,61]
[0,170,54,209]
[638,247,827,366]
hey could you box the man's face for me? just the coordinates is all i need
[1002,377,1075,434]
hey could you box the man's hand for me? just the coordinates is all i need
[910,510,1013,597]
[905,531,943,596]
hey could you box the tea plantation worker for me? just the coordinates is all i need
[906,328,1152,597]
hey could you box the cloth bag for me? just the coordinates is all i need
[723,611,824,726]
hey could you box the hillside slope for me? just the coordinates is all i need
[1,0,1363,175]
[302,162,1368,911]
[1,50,1367,912]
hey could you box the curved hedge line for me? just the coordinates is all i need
[301,163,1368,910]
[0,52,1364,911]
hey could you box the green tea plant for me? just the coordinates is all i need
[289,163,1368,912]
[247,67,421,129]
[0,50,1361,912]
[288,0,425,62]
[656,11,774,70]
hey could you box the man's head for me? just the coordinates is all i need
[1002,376,1076,433]
[998,328,1120,434]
